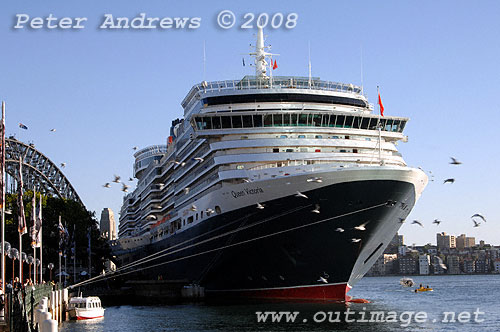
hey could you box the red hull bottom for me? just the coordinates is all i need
[210,283,352,302]
[76,316,104,320]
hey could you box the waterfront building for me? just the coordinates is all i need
[462,259,475,274]
[494,259,500,273]
[475,259,491,274]
[419,255,430,275]
[399,255,418,275]
[100,208,117,240]
[456,234,475,250]
[446,255,461,274]
[437,232,456,251]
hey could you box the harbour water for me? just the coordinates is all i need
[60,274,499,332]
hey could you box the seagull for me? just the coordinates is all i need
[146,214,156,220]
[443,178,455,184]
[317,276,328,284]
[60,163,66,168]
[471,213,486,223]
[449,157,462,165]
[50,128,56,132]
[193,157,204,162]
[335,228,344,232]
[295,191,308,199]
[121,183,130,192]
[307,177,323,183]
[183,187,190,195]
[311,204,320,214]
[412,220,424,227]
[473,220,480,228]
[354,222,369,231]
[256,203,265,210]
[103,183,111,188]
[153,205,162,209]
[132,146,138,151]
[129,177,134,182]
[433,219,443,225]
[398,218,406,223]
[190,204,197,212]
[206,208,214,215]
[242,178,252,183]
[351,238,362,243]
[157,183,165,190]
[113,175,121,183]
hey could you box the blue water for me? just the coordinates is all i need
[59,275,500,332]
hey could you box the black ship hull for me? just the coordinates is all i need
[115,179,416,300]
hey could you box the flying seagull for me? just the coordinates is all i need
[121,183,130,192]
[103,183,111,188]
[113,175,121,183]
[412,220,424,227]
[471,213,486,223]
[354,222,369,231]
[129,177,134,182]
[132,146,138,151]
[433,219,443,225]
[190,204,197,212]
[335,228,345,232]
[157,183,165,190]
[317,276,328,284]
[311,204,320,214]
[50,128,56,132]
[351,238,362,243]
[473,219,480,228]
[183,187,190,195]
[449,157,462,165]
[193,157,204,162]
[146,214,156,221]
[153,205,162,209]
[443,178,455,184]
[206,208,214,215]
[256,203,265,210]
[242,178,252,183]
[295,191,308,199]
[307,177,323,183]
[60,163,66,168]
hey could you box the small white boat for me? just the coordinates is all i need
[67,296,105,320]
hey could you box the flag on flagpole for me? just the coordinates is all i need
[17,158,27,235]
[273,59,278,70]
[377,87,384,117]
[19,123,28,130]
[36,194,43,248]
[31,194,37,247]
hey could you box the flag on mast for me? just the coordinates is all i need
[18,157,27,235]
[36,194,43,248]
[377,86,384,117]
[273,59,278,70]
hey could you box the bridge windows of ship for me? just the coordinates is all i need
[193,113,407,133]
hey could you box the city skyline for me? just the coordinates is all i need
[1,1,498,245]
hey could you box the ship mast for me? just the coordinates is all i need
[249,27,278,80]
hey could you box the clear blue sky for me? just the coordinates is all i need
[1,0,499,246]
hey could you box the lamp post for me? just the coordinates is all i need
[48,263,54,282]
[35,258,40,283]
[8,248,18,283]
[27,255,33,281]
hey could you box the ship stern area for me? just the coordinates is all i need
[202,166,427,302]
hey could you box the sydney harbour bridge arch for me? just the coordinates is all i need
[5,137,83,205]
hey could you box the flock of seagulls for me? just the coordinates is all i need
[412,157,489,229]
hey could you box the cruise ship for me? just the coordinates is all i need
[112,28,427,301]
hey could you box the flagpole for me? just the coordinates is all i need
[59,215,62,285]
[33,244,36,283]
[377,86,382,163]
[39,194,43,283]
[1,101,5,293]
[18,156,23,283]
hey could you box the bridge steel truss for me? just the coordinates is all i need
[5,137,83,205]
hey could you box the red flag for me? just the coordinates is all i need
[273,59,278,70]
[378,91,384,117]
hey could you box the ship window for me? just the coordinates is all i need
[353,149,358,153]
[340,149,346,152]
[345,135,350,139]
[298,114,308,126]
[188,216,193,224]
[273,148,279,153]
[385,119,393,131]
[196,213,198,220]
[221,116,231,129]
[335,115,345,127]
[315,149,321,152]
[286,148,293,152]
[344,116,354,128]
[264,115,273,127]
[392,119,400,132]
[272,114,281,126]
[361,117,370,130]
[315,135,323,139]
[237,165,244,169]
[212,116,221,129]
[298,135,306,138]
[280,135,288,138]
[215,206,221,214]
[307,114,314,126]
[332,135,339,139]
[283,114,290,126]
[312,114,322,126]
[365,137,371,141]
[242,115,253,128]
[322,114,330,127]
[352,117,360,129]
[290,114,298,126]
[253,114,263,127]
[201,211,204,218]
[232,115,242,128]
[378,118,386,131]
